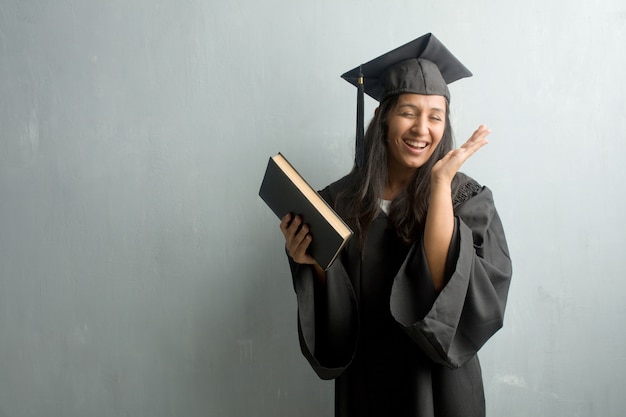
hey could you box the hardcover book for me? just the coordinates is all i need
[259,153,353,270]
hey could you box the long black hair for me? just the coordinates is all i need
[342,94,455,245]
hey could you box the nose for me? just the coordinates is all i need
[411,116,429,136]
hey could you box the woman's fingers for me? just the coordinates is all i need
[463,124,490,152]
[279,213,315,264]
[432,125,491,182]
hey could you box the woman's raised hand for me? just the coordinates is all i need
[431,124,491,184]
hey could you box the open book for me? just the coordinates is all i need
[259,153,353,270]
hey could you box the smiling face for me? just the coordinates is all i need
[385,93,447,179]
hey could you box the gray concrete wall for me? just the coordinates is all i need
[1,1,624,416]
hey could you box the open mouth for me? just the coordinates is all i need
[403,139,428,150]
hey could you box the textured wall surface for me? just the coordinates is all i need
[1,1,625,416]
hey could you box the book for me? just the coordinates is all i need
[259,153,353,270]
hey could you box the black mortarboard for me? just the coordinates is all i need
[341,33,472,167]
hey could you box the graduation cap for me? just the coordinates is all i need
[341,33,472,167]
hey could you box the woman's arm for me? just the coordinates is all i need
[424,181,454,291]
[425,124,490,291]
[280,213,326,285]
[282,211,358,379]
[392,184,512,369]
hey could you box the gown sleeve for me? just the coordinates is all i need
[390,181,512,369]
[287,186,360,380]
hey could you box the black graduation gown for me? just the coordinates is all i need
[288,173,512,417]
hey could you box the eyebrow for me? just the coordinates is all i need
[397,103,445,113]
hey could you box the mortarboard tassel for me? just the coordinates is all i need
[355,66,365,168]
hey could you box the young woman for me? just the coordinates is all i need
[279,34,512,417]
